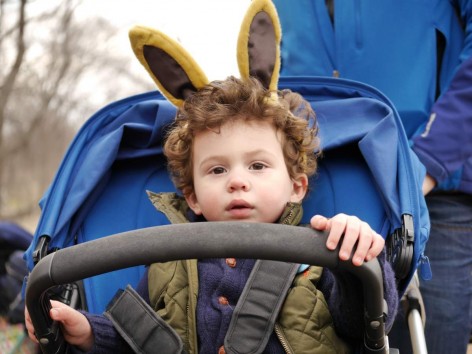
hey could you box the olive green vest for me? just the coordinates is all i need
[146,192,351,354]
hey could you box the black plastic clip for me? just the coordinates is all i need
[32,235,51,265]
[387,214,414,281]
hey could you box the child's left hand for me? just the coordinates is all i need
[310,214,385,266]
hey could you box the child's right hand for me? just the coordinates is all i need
[311,213,384,266]
[25,300,94,352]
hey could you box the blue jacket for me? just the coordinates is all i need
[273,0,472,194]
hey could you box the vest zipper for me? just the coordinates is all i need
[274,323,294,354]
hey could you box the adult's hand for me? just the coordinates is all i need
[422,173,437,195]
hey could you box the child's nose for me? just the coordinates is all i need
[227,173,250,192]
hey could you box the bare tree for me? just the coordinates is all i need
[0,0,153,229]
[0,0,27,178]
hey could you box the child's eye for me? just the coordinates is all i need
[250,162,266,171]
[211,167,226,175]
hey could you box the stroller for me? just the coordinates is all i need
[24,0,429,353]
[23,76,429,354]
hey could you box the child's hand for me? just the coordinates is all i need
[25,300,94,352]
[311,214,385,266]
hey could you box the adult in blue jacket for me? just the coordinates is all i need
[271,1,472,353]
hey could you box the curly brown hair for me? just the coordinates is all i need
[164,76,320,196]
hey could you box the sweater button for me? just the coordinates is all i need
[218,345,226,354]
[225,258,237,267]
[218,296,229,306]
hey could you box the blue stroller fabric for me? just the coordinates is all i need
[24,76,430,314]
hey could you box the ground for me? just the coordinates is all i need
[0,317,38,354]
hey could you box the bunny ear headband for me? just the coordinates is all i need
[129,0,281,107]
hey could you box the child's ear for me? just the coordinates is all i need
[290,174,308,203]
[185,192,203,215]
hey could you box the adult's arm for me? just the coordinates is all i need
[412,56,472,193]
[412,1,472,192]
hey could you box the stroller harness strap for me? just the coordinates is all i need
[224,260,300,354]
[105,285,186,354]
[104,260,299,354]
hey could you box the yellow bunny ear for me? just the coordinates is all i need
[129,26,210,107]
[237,0,281,91]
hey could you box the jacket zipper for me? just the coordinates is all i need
[282,209,294,224]
[274,323,294,354]
[187,259,199,353]
[186,302,191,353]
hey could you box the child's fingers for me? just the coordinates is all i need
[48,300,93,350]
[336,215,361,260]
[351,222,374,266]
[49,301,83,327]
[24,307,39,343]
[325,213,350,252]
[49,301,70,322]
[312,215,339,250]
[25,300,92,349]
[50,300,72,309]
[310,214,329,230]
[365,233,385,261]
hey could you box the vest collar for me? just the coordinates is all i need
[147,191,304,226]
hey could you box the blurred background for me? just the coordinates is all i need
[1,1,247,351]
[1,0,249,234]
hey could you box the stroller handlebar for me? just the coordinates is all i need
[26,222,388,354]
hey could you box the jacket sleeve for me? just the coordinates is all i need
[318,250,398,340]
[78,270,150,354]
[78,312,132,354]
[411,55,472,190]
[411,1,472,190]
[455,0,472,62]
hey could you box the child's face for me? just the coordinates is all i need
[185,119,308,223]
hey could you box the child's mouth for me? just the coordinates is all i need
[227,200,253,218]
